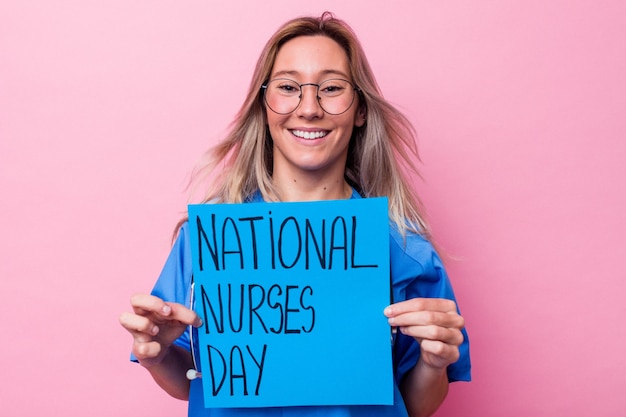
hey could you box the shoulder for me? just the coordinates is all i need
[389,224,439,270]
[170,221,191,255]
[150,221,194,305]
[388,223,453,297]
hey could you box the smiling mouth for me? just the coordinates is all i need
[291,130,329,140]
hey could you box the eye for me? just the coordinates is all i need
[319,80,349,97]
[272,80,300,95]
[322,85,343,92]
[278,84,297,92]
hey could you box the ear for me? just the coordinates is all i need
[354,105,366,127]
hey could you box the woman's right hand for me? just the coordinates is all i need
[119,293,202,368]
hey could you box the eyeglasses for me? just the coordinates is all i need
[262,78,359,115]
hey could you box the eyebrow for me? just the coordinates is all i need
[271,69,351,79]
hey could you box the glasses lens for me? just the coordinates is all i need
[317,79,355,115]
[264,79,301,114]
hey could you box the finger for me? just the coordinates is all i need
[166,302,203,328]
[400,324,464,346]
[130,293,172,317]
[119,312,159,338]
[384,298,458,317]
[419,339,461,367]
[133,340,163,362]
[388,310,465,330]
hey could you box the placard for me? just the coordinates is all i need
[188,197,392,408]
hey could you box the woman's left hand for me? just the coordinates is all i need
[384,298,465,370]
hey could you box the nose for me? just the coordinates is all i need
[295,84,324,119]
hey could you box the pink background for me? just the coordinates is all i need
[1,1,625,416]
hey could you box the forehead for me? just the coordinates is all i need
[271,35,351,79]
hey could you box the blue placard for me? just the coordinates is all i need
[188,197,393,408]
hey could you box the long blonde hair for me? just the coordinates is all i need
[183,12,430,238]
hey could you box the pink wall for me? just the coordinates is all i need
[1,1,625,415]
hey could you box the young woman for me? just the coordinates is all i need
[119,12,471,417]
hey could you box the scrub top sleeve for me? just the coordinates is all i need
[152,223,194,353]
[151,223,193,307]
[413,250,472,382]
[391,233,471,384]
[130,223,194,363]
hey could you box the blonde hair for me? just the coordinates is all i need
[183,12,430,238]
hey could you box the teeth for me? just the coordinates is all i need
[292,130,328,139]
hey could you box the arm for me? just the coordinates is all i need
[119,293,202,400]
[385,298,465,417]
[143,343,194,400]
[399,354,449,417]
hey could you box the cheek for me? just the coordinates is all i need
[339,115,359,136]
[266,111,288,129]
[265,115,281,139]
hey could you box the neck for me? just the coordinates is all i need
[271,169,351,202]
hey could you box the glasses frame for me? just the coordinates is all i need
[261,78,360,115]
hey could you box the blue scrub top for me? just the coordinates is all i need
[144,190,471,416]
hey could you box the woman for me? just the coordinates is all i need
[119,12,470,417]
